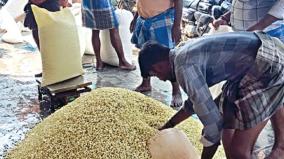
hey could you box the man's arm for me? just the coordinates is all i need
[159,101,194,130]
[160,104,220,159]
[201,143,219,159]
[200,95,222,159]
[247,14,280,31]
[172,0,183,44]
[176,65,223,158]
[212,11,231,29]
[130,12,139,33]
[247,0,284,31]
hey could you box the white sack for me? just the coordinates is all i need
[0,8,23,43]
[3,0,28,19]
[70,3,94,56]
[100,9,134,66]
[206,24,233,35]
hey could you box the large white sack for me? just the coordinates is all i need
[3,0,28,19]
[0,8,23,43]
[70,3,94,55]
[100,9,134,66]
[84,28,93,54]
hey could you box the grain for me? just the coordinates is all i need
[6,87,225,159]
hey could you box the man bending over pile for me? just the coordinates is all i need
[138,31,284,159]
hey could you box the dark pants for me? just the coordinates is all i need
[24,0,60,49]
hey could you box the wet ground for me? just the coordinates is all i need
[0,32,274,159]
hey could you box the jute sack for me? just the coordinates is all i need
[149,128,200,159]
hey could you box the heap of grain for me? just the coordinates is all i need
[6,87,225,159]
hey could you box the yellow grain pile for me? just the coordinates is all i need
[6,87,225,159]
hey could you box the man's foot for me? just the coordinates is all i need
[119,63,136,71]
[96,62,104,71]
[135,85,151,92]
[170,91,183,108]
[135,80,151,92]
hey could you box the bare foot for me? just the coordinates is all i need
[96,62,104,71]
[135,79,151,92]
[170,91,183,108]
[119,63,136,71]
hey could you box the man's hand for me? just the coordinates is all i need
[130,19,136,33]
[130,12,138,33]
[212,19,228,30]
[159,120,175,130]
[212,11,231,30]
[30,0,47,5]
[172,24,181,44]
[159,106,193,131]
[201,143,219,159]
[59,0,72,8]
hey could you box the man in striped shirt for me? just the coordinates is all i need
[139,31,284,159]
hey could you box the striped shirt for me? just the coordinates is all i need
[231,0,284,31]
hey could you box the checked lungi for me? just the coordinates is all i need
[82,0,119,30]
[220,32,284,130]
[131,8,175,49]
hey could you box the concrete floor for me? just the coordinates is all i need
[0,32,274,159]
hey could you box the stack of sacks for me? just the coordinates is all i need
[6,87,225,159]
[32,5,83,86]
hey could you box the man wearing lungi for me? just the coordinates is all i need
[211,0,284,157]
[138,31,284,159]
[82,0,136,71]
[130,0,183,107]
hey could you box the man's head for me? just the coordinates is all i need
[138,41,173,81]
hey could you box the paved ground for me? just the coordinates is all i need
[0,32,274,159]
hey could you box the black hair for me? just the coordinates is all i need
[138,41,170,78]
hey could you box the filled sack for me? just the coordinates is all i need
[32,5,84,86]
[0,8,23,43]
[100,9,134,66]
[69,2,94,56]
[2,0,28,19]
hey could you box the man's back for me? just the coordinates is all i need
[173,32,260,86]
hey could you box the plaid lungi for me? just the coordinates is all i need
[221,32,284,130]
[82,0,119,30]
[131,8,175,49]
